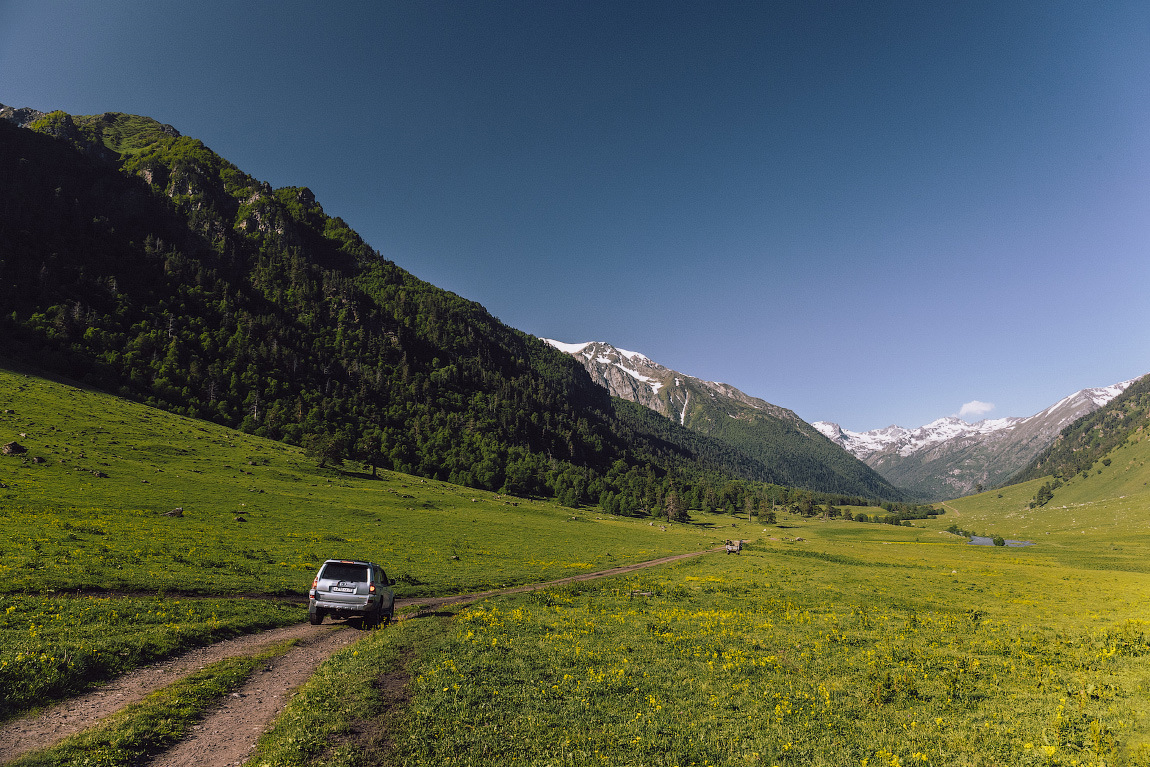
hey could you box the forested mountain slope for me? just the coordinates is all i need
[0,106,906,509]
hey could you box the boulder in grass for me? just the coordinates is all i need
[164,507,184,517]
[2,441,26,456]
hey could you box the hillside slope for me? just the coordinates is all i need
[1009,373,1150,486]
[0,365,733,598]
[0,105,908,509]
[0,106,766,509]
[932,421,1150,551]
[544,341,903,499]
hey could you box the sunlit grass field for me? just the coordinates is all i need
[929,425,1150,580]
[5,363,1150,765]
[0,595,298,720]
[259,522,1150,766]
[0,364,732,723]
[0,365,728,599]
[255,440,1150,766]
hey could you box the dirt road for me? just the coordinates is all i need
[0,546,718,766]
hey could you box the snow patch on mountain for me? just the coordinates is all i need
[616,362,662,395]
[542,338,805,427]
[616,348,650,362]
[1039,381,1131,419]
[544,339,593,355]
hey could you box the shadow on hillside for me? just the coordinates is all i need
[690,520,745,530]
[337,468,386,481]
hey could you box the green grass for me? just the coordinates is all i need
[246,493,1150,766]
[7,361,1150,765]
[0,595,299,720]
[252,525,1150,766]
[10,641,294,767]
[928,427,1150,578]
[403,579,1140,765]
[250,609,453,767]
[0,364,748,723]
[0,366,734,598]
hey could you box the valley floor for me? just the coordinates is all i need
[0,547,720,766]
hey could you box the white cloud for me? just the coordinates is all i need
[957,400,995,419]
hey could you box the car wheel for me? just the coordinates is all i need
[309,609,325,625]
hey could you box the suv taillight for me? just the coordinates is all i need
[369,583,376,593]
[311,577,319,590]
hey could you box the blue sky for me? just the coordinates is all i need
[3,1,1148,430]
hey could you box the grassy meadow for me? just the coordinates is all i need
[252,434,1150,766]
[256,515,1150,767]
[931,423,1150,580]
[4,363,1150,766]
[0,364,731,723]
[0,365,728,599]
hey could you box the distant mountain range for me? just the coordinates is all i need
[813,380,1138,500]
[542,340,904,499]
[543,337,1143,502]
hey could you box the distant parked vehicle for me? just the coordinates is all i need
[309,559,395,628]
[725,539,742,554]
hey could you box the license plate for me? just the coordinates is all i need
[331,586,355,593]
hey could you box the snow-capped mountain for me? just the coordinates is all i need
[542,339,903,499]
[814,379,1139,500]
[542,340,797,426]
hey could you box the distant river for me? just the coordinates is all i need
[968,536,1035,548]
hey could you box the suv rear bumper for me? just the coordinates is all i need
[310,594,379,617]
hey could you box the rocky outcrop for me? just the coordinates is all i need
[0,104,45,128]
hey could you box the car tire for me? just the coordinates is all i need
[309,609,325,625]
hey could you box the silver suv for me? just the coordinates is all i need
[308,559,395,628]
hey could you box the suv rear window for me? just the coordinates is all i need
[320,563,368,582]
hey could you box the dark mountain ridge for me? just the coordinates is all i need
[0,105,906,510]
[545,341,903,499]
